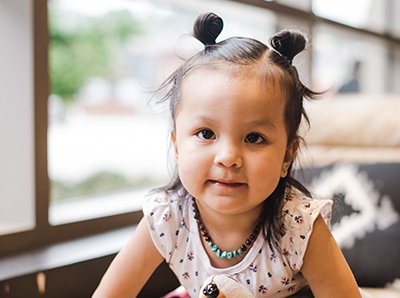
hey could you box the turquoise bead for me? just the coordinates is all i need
[216,249,221,257]
[211,245,218,252]
[238,249,243,256]
[233,250,238,257]
[227,252,233,259]
[208,242,213,247]
[221,251,227,258]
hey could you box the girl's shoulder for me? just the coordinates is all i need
[279,190,332,270]
[278,188,333,271]
[142,189,191,261]
[283,187,332,226]
[143,189,191,226]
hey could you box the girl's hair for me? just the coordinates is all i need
[156,12,321,249]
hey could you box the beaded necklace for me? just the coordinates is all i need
[192,199,261,259]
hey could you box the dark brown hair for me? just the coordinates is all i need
[156,12,321,249]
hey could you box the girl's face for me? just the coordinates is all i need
[172,69,297,218]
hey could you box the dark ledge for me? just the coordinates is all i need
[0,225,179,297]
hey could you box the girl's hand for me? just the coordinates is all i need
[92,218,164,298]
[301,214,362,298]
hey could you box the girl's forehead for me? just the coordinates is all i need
[178,67,287,120]
[182,66,286,99]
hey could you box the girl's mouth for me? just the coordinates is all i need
[209,180,245,187]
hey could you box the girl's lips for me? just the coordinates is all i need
[209,180,245,187]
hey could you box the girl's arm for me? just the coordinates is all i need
[301,214,362,298]
[92,217,164,298]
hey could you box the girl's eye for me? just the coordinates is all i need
[245,133,264,144]
[197,129,215,140]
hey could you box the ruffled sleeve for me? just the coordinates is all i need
[280,191,332,271]
[142,191,186,263]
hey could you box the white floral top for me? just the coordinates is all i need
[143,188,332,298]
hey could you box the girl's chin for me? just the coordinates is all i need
[197,197,261,216]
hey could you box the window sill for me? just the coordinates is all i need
[0,225,135,281]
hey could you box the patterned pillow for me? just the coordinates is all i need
[295,163,400,288]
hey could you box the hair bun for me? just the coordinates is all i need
[193,12,223,46]
[269,30,306,63]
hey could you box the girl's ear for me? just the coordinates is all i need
[281,138,299,178]
[171,131,179,163]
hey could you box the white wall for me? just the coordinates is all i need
[0,0,35,234]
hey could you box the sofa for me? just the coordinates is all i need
[295,93,400,298]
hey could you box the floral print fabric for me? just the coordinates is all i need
[143,188,332,297]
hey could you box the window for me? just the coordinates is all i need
[312,23,389,94]
[313,0,387,33]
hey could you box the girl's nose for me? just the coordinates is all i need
[214,142,243,168]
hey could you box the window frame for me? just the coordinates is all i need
[0,0,143,256]
[1,0,399,256]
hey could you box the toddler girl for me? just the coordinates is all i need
[93,13,366,298]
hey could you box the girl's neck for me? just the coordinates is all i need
[193,198,262,268]
[195,199,261,234]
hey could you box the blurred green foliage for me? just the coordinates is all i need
[51,171,159,201]
[49,6,142,103]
